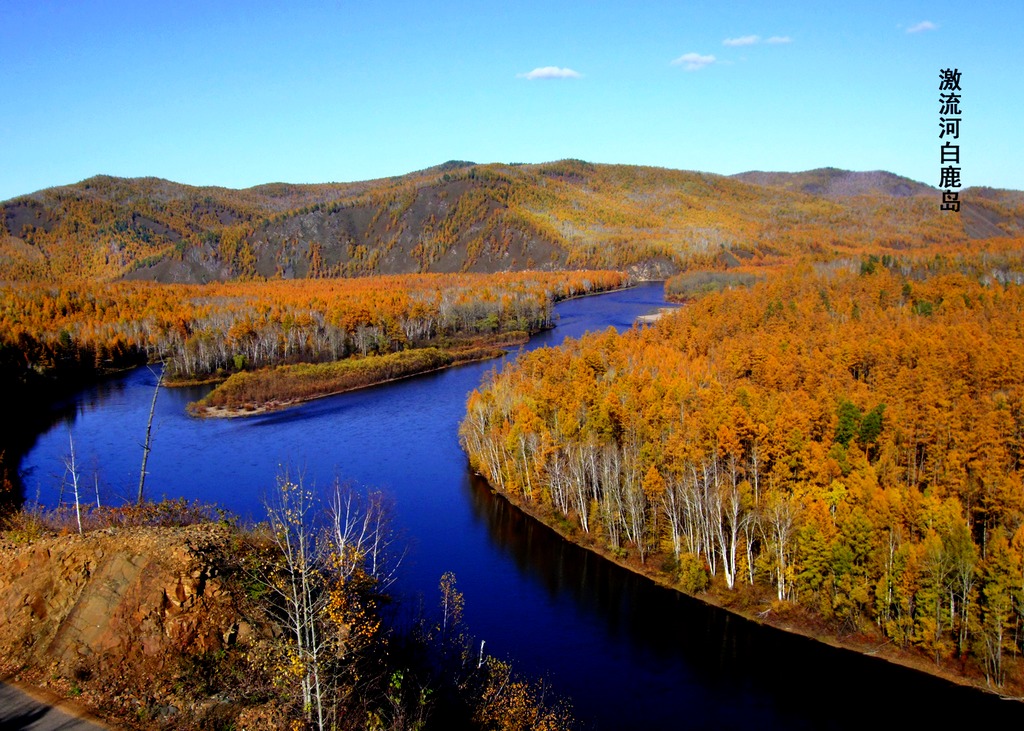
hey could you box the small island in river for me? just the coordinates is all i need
[187,342,513,418]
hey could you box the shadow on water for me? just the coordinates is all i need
[0,382,122,511]
[465,471,1023,730]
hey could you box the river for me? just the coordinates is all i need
[17,282,1020,729]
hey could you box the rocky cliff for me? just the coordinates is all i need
[0,523,281,728]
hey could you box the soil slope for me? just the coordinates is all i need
[0,524,280,729]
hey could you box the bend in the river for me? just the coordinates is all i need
[16,283,1021,730]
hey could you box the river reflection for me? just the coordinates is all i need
[464,473,1016,730]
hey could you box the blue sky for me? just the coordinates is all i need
[1,0,1020,201]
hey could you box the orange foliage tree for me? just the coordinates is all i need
[461,253,1024,686]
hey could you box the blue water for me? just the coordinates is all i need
[18,282,1019,729]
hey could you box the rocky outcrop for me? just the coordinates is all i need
[0,524,250,680]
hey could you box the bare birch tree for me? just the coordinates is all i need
[137,363,163,504]
[259,471,403,730]
[62,431,83,534]
[263,472,330,730]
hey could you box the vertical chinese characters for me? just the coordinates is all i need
[939,68,962,212]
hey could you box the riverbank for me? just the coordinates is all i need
[634,307,677,324]
[480,476,1024,703]
[188,343,512,418]
[0,502,578,731]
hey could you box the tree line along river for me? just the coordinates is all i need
[17,282,1019,729]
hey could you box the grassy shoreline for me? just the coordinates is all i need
[188,344,511,418]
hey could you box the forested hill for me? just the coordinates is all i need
[731,168,935,198]
[2,160,1022,283]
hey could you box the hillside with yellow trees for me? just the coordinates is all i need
[461,246,1024,694]
[4,161,1022,283]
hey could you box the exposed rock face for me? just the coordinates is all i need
[0,525,246,679]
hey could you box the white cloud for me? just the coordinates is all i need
[671,52,716,71]
[723,35,760,47]
[765,36,792,44]
[907,20,937,33]
[517,66,582,80]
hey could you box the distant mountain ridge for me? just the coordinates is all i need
[2,161,1022,283]
[731,168,934,198]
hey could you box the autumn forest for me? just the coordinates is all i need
[462,248,1024,691]
[3,161,1024,727]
